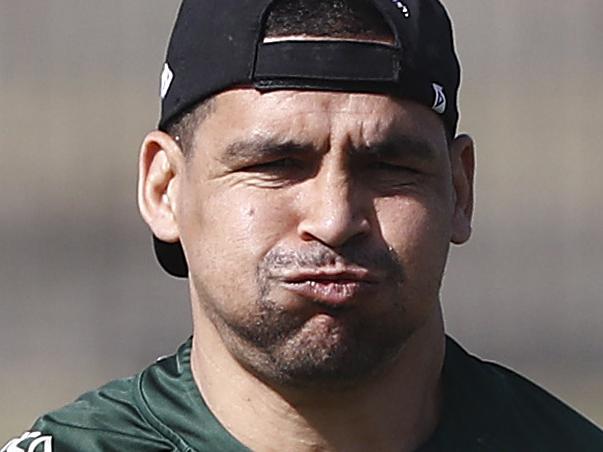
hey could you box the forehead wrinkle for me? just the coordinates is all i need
[338,116,440,162]
[326,109,438,163]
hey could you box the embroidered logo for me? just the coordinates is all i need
[391,1,410,18]
[432,83,447,114]
[160,63,174,99]
[1,432,52,452]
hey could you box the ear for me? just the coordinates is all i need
[449,134,475,245]
[137,130,184,243]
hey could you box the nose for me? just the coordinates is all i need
[297,166,371,248]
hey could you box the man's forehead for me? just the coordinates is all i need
[199,88,448,156]
[210,87,441,119]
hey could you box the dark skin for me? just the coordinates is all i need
[139,88,474,451]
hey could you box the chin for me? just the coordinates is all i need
[238,309,412,389]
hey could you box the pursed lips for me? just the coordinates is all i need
[276,269,381,307]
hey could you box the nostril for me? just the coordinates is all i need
[297,207,371,247]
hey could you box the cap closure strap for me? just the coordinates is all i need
[254,40,400,83]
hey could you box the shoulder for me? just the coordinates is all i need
[445,337,603,451]
[2,375,175,452]
[3,338,248,452]
[2,338,240,452]
[1,339,203,452]
[484,360,602,448]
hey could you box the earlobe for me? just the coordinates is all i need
[138,130,183,243]
[450,134,475,245]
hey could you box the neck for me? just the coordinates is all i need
[190,301,445,452]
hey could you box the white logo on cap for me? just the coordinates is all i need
[391,1,410,18]
[160,63,174,100]
[432,83,446,114]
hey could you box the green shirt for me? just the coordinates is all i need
[5,337,602,451]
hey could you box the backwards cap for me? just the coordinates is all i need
[155,0,461,277]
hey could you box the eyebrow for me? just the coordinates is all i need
[222,136,316,164]
[221,133,440,165]
[350,134,440,162]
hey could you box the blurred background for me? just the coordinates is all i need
[1,0,601,440]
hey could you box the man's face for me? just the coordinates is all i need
[175,89,471,387]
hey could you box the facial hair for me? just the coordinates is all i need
[203,241,413,389]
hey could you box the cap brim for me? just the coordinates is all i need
[153,236,188,278]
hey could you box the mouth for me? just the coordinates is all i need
[278,270,380,307]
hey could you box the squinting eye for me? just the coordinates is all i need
[370,162,417,174]
[263,158,299,169]
[244,158,304,173]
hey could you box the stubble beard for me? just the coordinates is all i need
[199,243,418,389]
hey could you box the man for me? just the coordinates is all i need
[4,0,602,451]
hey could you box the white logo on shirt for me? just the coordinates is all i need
[1,432,52,452]
[432,83,447,114]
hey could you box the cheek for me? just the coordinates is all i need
[376,196,453,279]
[182,188,297,280]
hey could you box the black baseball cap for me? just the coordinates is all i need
[154,0,461,278]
